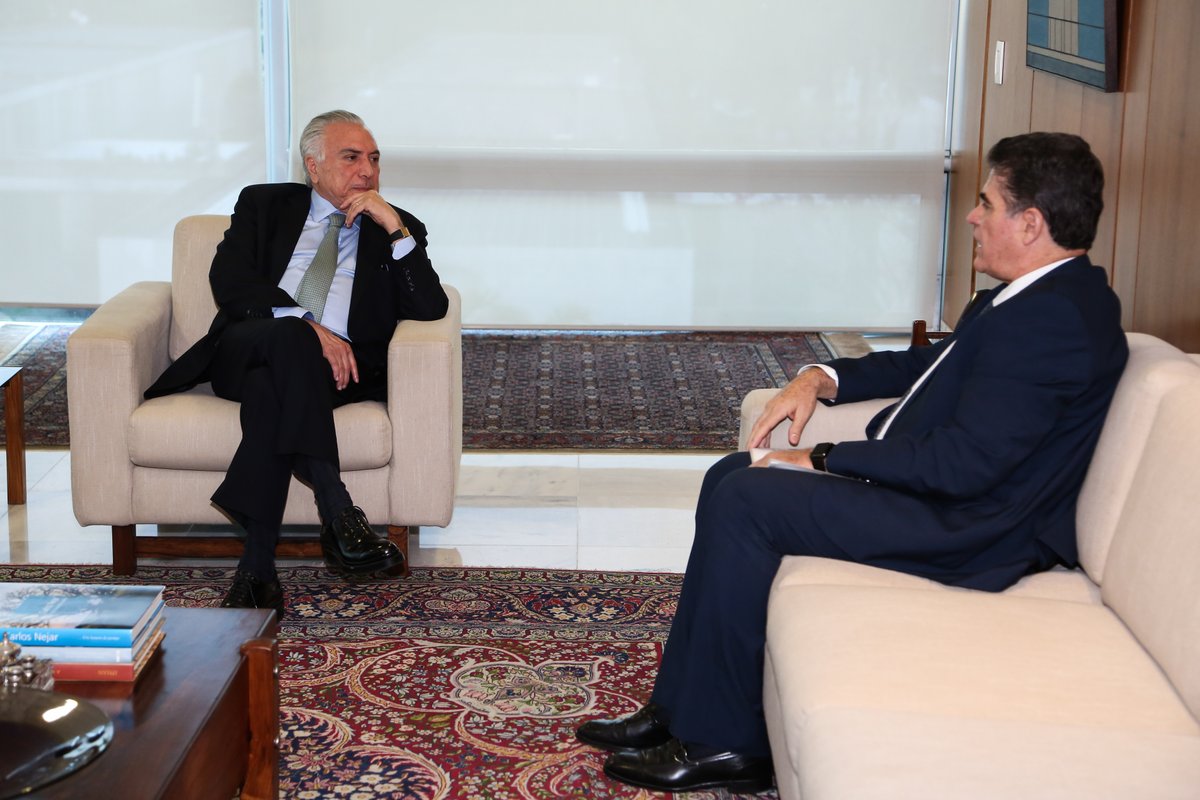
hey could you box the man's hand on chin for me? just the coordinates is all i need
[341,190,401,232]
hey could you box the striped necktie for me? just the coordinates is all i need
[293,213,346,323]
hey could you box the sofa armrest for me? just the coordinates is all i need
[738,389,895,450]
[67,281,173,525]
[386,284,463,526]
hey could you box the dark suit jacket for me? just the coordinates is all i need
[146,183,449,398]
[818,256,1127,587]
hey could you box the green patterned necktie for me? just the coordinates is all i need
[293,212,346,323]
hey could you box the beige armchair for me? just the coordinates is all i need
[67,215,462,575]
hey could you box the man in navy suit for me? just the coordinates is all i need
[145,110,448,614]
[577,132,1128,793]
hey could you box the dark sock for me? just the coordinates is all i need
[238,518,279,582]
[295,456,353,523]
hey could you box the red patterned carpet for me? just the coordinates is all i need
[0,565,779,799]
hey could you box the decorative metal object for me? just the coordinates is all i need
[0,633,54,693]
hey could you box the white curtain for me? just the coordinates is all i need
[1,0,954,330]
[291,0,955,328]
[0,2,266,307]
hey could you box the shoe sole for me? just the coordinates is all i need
[575,729,671,755]
[602,764,774,794]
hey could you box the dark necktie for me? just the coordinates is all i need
[875,287,1004,438]
[294,213,346,323]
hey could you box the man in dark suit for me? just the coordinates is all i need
[145,110,449,614]
[576,132,1128,793]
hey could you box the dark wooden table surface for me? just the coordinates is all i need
[39,606,278,800]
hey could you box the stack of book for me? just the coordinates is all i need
[0,583,166,682]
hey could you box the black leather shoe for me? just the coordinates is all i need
[576,703,672,753]
[220,570,284,616]
[603,738,774,794]
[321,506,405,577]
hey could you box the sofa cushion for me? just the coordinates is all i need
[772,555,1102,604]
[1101,381,1200,721]
[128,387,392,471]
[764,583,1200,799]
[1074,332,1200,581]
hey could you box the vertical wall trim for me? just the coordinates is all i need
[261,0,291,183]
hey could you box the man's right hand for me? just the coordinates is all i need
[306,319,359,391]
[747,367,838,450]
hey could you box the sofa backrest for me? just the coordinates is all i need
[1101,381,1200,721]
[169,215,229,362]
[1074,333,1200,582]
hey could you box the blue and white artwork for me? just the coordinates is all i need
[1026,0,1119,91]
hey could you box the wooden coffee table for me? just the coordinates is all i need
[38,607,279,800]
[1,366,24,504]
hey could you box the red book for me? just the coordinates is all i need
[53,628,165,683]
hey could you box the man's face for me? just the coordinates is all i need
[966,171,1028,281]
[305,121,381,209]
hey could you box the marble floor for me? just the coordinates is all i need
[0,449,725,573]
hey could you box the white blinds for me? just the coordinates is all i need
[291,0,955,327]
[0,2,266,307]
[0,1,954,328]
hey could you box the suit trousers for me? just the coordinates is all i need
[648,451,1047,756]
[650,451,832,757]
[208,316,382,559]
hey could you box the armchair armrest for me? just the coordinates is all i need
[737,389,895,450]
[67,281,173,525]
[386,284,463,526]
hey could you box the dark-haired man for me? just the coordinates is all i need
[577,132,1128,793]
[145,111,449,614]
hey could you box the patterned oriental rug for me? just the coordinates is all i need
[1,323,842,451]
[462,330,834,450]
[0,565,778,800]
[0,323,72,448]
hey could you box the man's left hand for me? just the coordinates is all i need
[341,190,403,235]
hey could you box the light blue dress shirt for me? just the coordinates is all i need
[273,190,416,341]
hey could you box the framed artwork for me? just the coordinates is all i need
[1026,0,1121,92]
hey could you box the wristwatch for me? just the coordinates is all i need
[388,225,411,243]
[810,442,835,472]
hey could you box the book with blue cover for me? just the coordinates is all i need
[19,607,166,663]
[0,583,165,647]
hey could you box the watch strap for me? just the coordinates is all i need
[810,442,835,472]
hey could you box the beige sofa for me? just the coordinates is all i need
[739,333,1200,799]
[68,215,462,574]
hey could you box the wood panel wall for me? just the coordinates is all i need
[945,0,1200,351]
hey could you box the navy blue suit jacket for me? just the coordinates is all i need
[819,256,1127,587]
[146,183,448,398]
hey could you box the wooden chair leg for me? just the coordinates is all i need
[387,525,411,577]
[112,524,136,575]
